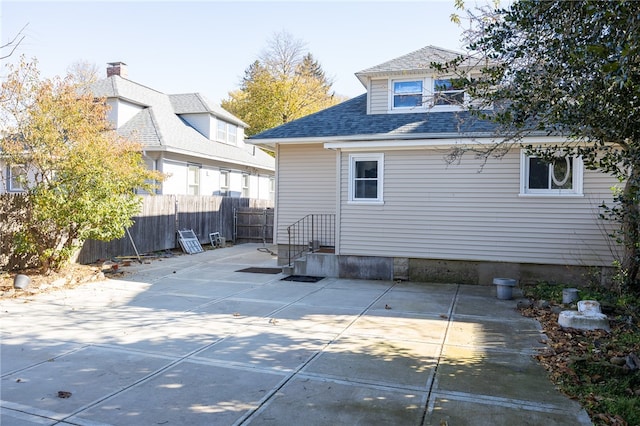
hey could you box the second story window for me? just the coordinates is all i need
[228,124,237,145]
[217,120,227,142]
[217,120,238,145]
[392,80,424,109]
[433,79,465,106]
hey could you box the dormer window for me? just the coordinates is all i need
[392,80,423,109]
[217,120,238,145]
[389,77,466,112]
[433,79,465,106]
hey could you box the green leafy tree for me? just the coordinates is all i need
[439,0,640,292]
[0,57,163,273]
[222,31,346,136]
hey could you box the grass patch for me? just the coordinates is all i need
[520,282,640,425]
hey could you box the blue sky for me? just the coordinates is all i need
[2,1,469,104]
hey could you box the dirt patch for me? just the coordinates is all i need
[0,249,192,300]
[0,263,107,300]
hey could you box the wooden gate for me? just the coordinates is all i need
[234,208,274,243]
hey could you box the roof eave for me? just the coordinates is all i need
[249,131,565,148]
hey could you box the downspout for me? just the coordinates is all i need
[335,149,341,255]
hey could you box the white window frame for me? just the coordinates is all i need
[217,120,227,142]
[519,150,584,196]
[269,176,275,201]
[220,170,230,196]
[432,78,466,108]
[7,165,26,192]
[348,153,384,204]
[241,173,249,198]
[227,124,237,145]
[390,79,426,111]
[187,164,200,195]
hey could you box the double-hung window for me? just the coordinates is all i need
[392,80,424,109]
[433,79,465,106]
[269,176,275,201]
[217,120,238,145]
[187,164,200,195]
[520,151,583,196]
[349,154,384,203]
[227,124,237,145]
[217,120,227,142]
[241,173,249,198]
[220,170,230,196]
[7,165,26,192]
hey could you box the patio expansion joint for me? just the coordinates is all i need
[0,344,92,379]
[296,371,429,394]
[430,389,583,415]
[420,284,461,426]
[52,332,244,425]
[233,281,400,426]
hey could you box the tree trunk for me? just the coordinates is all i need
[621,168,640,292]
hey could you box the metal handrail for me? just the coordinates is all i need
[287,214,335,265]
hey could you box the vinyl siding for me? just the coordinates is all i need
[276,144,337,245]
[369,79,389,114]
[338,149,618,266]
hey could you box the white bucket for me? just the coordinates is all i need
[13,274,31,290]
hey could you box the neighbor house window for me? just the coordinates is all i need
[220,170,229,196]
[269,176,275,201]
[241,173,249,197]
[217,120,238,145]
[187,164,200,195]
[7,165,26,192]
[520,151,583,196]
[433,79,465,106]
[392,80,424,109]
[349,153,384,203]
[228,124,237,145]
[217,120,227,142]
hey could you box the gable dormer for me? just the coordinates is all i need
[354,45,474,115]
[169,93,247,145]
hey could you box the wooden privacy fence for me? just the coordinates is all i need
[234,208,274,243]
[77,195,273,264]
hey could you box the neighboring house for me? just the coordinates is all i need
[84,62,275,199]
[249,46,619,285]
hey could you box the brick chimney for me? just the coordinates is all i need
[107,62,128,78]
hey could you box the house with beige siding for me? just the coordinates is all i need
[249,46,619,285]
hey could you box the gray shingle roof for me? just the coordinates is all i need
[250,94,496,141]
[90,76,274,171]
[356,45,465,76]
[169,93,247,127]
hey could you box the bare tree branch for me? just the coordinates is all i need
[1,24,28,60]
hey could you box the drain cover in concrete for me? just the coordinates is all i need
[281,275,324,283]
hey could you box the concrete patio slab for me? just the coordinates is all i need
[247,377,427,425]
[304,335,440,389]
[424,393,592,426]
[0,244,593,425]
[66,361,287,426]
[445,317,547,352]
[194,325,332,372]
